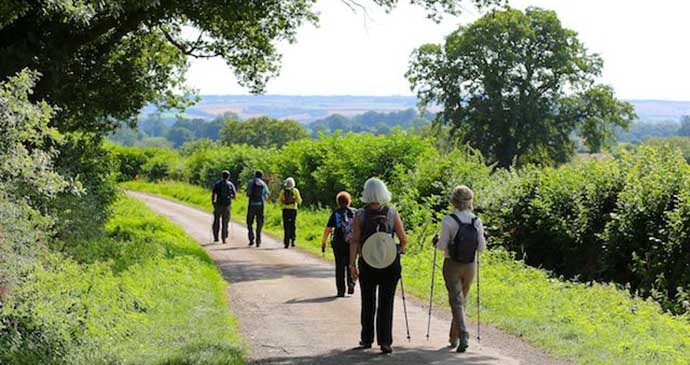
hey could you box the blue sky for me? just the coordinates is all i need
[186,0,690,101]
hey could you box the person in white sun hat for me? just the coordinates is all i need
[349,178,408,354]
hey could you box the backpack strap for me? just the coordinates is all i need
[449,213,462,226]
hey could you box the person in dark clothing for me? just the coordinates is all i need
[211,170,237,244]
[321,191,356,297]
[246,170,270,247]
[350,178,408,354]
[279,177,302,248]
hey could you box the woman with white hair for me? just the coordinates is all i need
[434,185,486,353]
[278,177,302,248]
[349,178,408,354]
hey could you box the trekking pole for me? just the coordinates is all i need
[399,274,412,342]
[476,252,481,347]
[426,239,438,340]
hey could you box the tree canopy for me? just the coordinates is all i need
[220,116,309,148]
[407,7,636,167]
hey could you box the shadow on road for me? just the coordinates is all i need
[251,347,504,365]
[284,295,340,304]
[216,259,333,284]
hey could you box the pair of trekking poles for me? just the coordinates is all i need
[424,235,481,347]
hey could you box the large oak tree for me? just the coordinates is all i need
[407,7,636,167]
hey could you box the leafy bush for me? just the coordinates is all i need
[0,196,245,364]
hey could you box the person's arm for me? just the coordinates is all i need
[278,189,285,206]
[263,184,270,199]
[393,211,408,254]
[349,213,361,281]
[437,216,451,252]
[231,183,237,200]
[321,227,333,251]
[246,181,251,197]
[476,217,487,252]
[211,183,218,205]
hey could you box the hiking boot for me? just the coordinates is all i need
[358,341,372,349]
[456,334,469,353]
[347,286,355,295]
[337,292,345,297]
[380,345,393,354]
[291,240,295,247]
[222,239,227,244]
[248,241,254,247]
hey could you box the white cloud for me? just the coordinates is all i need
[185,0,690,100]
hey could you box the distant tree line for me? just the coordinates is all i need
[308,108,432,137]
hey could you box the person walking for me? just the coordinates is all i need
[211,170,237,244]
[349,178,408,354]
[278,177,302,248]
[434,185,487,353]
[321,191,356,297]
[246,170,270,247]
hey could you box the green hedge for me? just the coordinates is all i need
[0,195,245,364]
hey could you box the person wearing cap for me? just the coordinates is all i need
[435,185,487,352]
[278,177,302,248]
[211,170,237,244]
[349,178,408,354]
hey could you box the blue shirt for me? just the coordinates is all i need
[247,178,270,205]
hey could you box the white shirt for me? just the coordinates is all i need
[436,209,487,259]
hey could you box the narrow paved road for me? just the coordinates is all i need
[129,191,563,365]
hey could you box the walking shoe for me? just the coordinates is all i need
[291,240,295,247]
[358,341,372,349]
[256,242,261,248]
[449,338,460,349]
[347,286,355,295]
[380,345,393,354]
[337,292,345,297]
[222,239,227,244]
[456,334,469,353]
[248,241,254,246]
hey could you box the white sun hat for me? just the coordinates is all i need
[361,232,397,269]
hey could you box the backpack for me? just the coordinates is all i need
[283,187,296,205]
[249,179,264,202]
[218,180,235,205]
[333,207,355,244]
[448,214,480,263]
[360,206,394,242]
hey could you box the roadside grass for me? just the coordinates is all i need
[123,180,690,364]
[1,194,245,365]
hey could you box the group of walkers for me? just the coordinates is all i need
[210,170,486,355]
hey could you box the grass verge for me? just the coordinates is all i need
[122,180,690,365]
[1,194,245,364]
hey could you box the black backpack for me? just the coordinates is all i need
[283,187,296,205]
[249,179,264,202]
[448,214,480,263]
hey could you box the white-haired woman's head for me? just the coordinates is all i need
[450,185,474,211]
[285,177,295,188]
[361,178,392,205]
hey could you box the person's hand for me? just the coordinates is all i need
[321,242,326,252]
[398,246,406,255]
[432,234,439,247]
[350,265,359,281]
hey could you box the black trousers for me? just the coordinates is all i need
[332,241,354,295]
[282,209,297,245]
[358,256,401,346]
[246,204,264,244]
[213,204,231,241]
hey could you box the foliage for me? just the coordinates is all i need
[126,180,690,365]
[308,108,432,137]
[647,136,690,163]
[0,196,245,364]
[220,116,309,148]
[408,7,635,168]
[483,147,690,314]
[614,121,680,144]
